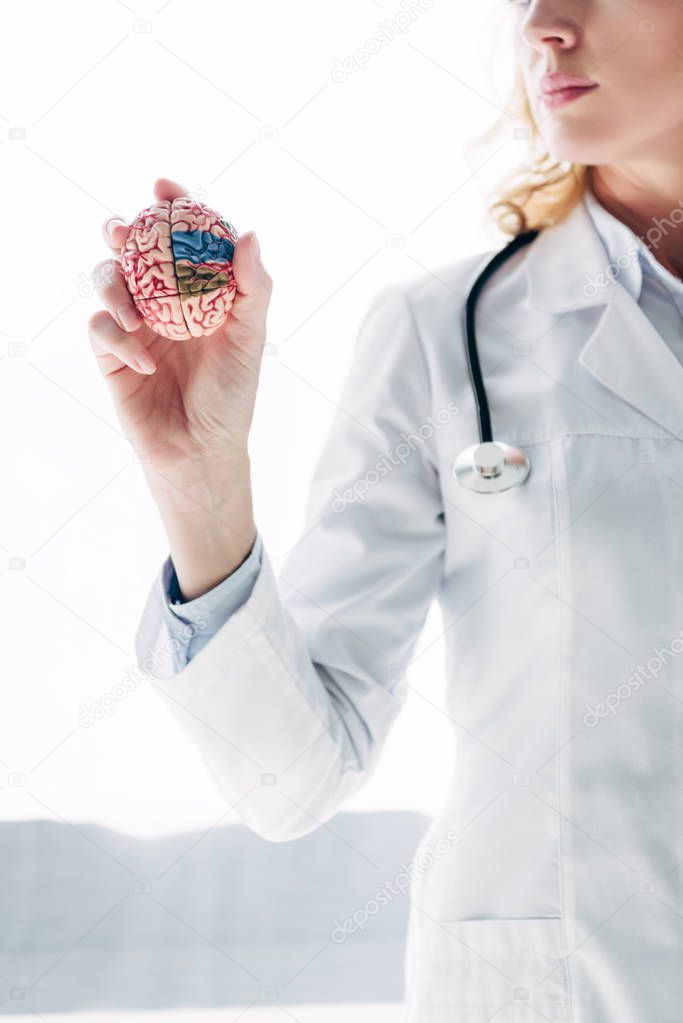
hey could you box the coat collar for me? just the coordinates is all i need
[522,191,683,438]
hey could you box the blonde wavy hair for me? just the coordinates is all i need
[487,68,592,238]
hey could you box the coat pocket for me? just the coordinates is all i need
[407,916,572,1019]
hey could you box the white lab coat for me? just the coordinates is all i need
[142,195,683,1021]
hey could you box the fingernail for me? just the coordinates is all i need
[104,215,126,238]
[253,233,261,259]
[118,304,141,331]
[134,353,156,374]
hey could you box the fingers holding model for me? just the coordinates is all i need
[87,177,272,472]
[88,178,270,599]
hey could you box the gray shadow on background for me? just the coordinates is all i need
[1,811,430,1014]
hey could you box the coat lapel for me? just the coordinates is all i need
[522,195,683,438]
[578,287,683,438]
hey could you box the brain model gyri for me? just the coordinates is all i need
[121,198,239,340]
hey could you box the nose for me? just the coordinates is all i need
[520,1,579,53]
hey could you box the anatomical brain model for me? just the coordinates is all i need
[121,198,239,340]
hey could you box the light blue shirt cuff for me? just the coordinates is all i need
[161,531,264,665]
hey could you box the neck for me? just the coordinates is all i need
[589,165,683,281]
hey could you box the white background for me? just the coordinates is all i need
[1,0,527,837]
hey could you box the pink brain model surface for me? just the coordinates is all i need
[121,198,239,340]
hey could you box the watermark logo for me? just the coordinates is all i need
[330,829,459,942]
[77,615,207,727]
[582,200,683,299]
[584,629,683,726]
[331,0,436,82]
[331,401,459,513]
[77,260,116,300]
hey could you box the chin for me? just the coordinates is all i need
[537,124,619,167]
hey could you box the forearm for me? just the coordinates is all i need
[143,453,256,601]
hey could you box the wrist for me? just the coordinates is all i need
[170,520,258,602]
[142,454,257,601]
[143,452,251,511]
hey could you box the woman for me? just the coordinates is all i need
[89,1,683,1018]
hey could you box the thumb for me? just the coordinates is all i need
[232,231,268,300]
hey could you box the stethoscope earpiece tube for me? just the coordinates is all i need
[454,229,540,494]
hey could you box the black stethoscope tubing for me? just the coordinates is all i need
[463,228,540,445]
[453,228,540,493]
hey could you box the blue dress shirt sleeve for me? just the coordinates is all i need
[138,531,264,676]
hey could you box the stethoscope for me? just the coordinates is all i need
[453,228,540,494]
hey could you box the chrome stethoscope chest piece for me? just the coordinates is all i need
[453,440,531,494]
[454,227,540,496]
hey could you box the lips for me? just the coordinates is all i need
[541,87,596,111]
[540,70,598,95]
[538,71,598,111]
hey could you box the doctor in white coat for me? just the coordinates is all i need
[89,1,683,1019]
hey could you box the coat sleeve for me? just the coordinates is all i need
[145,284,446,841]
[134,531,264,676]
